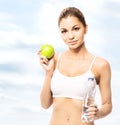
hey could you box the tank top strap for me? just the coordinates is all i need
[88,55,97,71]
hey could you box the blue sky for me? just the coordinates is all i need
[0,0,120,125]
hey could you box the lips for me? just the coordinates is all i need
[68,40,77,45]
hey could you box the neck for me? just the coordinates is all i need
[67,42,88,58]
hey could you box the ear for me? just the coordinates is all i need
[84,25,88,34]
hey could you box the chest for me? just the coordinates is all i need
[58,58,91,77]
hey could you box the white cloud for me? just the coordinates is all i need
[37,3,60,43]
[109,0,120,1]
[0,11,41,47]
[0,48,44,86]
[71,0,104,12]
[0,12,15,21]
[0,71,42,85]
[0,30,42,47]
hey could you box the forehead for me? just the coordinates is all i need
[59,16,83,28]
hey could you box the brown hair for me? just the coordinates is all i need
[58,7,86,27]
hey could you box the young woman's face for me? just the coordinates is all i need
[59,16,87,49]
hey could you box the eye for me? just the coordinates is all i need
[74,27,80,31]
[61,30,67,34]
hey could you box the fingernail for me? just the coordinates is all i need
[86,109,88,112]
[90,104,94,107]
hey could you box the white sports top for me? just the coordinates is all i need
[51,54,97,100]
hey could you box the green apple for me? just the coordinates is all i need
[41,44,54,59]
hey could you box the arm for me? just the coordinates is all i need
[39,54,57,109]
[40,71,53,109]
[97,58,112,119]
[86,58,112,121]
[39,54,55,109]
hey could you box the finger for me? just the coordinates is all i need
[87,113,98,122]
[89,104,97,107]
[85,113,96,122]
[88,107,98,112]
[37,50,41,55]
[87,104,98,111]
[85,111,96,116]
[85,109,99,121]
[40,55,48,62]
[86,106,99,115]
[40,58,48,65]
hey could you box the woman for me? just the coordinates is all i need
[39,7,112,125]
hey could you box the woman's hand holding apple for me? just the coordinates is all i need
[38,44,55,74]
[40,55,55,72]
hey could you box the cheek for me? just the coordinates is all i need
[61,34,67,41]
[76,31,85,38]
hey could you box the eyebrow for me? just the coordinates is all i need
[60,24,79,30]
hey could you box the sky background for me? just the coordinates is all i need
[0,0,120,125]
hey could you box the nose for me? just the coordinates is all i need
[68,31,74,40]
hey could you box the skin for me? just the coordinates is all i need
[39,15,112,125]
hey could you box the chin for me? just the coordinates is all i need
[69,46,79,50]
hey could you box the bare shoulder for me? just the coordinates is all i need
[53,53,59,65]
[96,56,110,67]
[54,52,63,67]
[95,56,111,73]
[54,53,58,61]
[93,56,111,84]
[54,52,62,61]
[54,52,66,61]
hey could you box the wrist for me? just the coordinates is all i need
[45,70,54,77]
